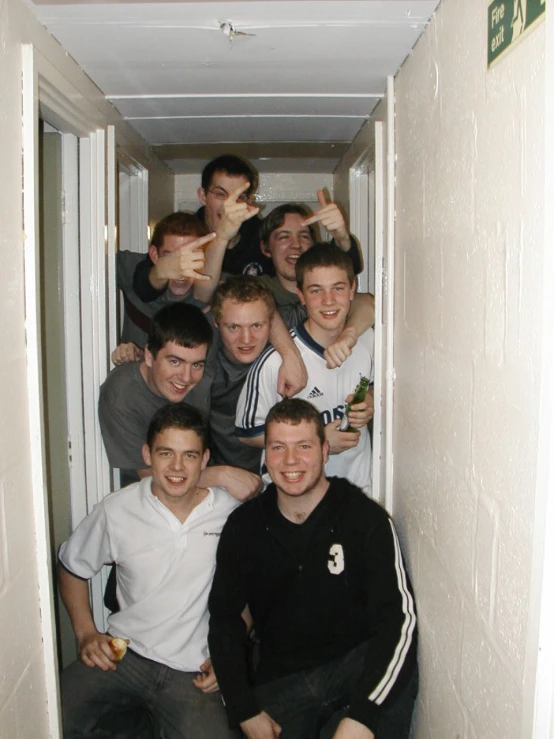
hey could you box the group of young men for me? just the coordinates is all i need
[58,155,418,739]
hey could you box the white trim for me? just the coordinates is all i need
[372,121,385,507]
[117,153,149,255]
[349,163,371,293]
[107,126,119,356]
[21,44,62,739]
[368,519,416,703]
[79,131,112,631]
[127,114,369,120]
[107,126,123,496]
[61,133,88,530]
[384,75,396,515]
[108,92,383,100]
[35,50,106,137]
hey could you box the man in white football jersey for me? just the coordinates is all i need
[236,244,374,494]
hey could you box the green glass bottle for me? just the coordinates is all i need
[339,376,370,432]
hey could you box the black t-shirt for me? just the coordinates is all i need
[196,207,275,278]
[268,487,332,565]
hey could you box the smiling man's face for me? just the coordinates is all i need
[262,212,314,290]
[142,426,209,508]
[198,170,251,232]
[297,265,355,345]
[265,419,329,500]
[143,340,207,402]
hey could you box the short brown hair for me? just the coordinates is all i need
[201,155,259,199]
[212,276,276,324]
[295,243,355,290]
[259,203,317,246]
[147,303,212,358]
[146,403,209,451]
[265,399,325,446]
[151,212,208,250]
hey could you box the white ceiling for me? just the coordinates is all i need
[29,0,441,174]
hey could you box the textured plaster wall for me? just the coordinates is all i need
[0,0,50,734]
[393,0,545,737]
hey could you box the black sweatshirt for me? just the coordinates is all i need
[208,477,417,732]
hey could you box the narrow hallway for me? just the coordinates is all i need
[0,0,552,737]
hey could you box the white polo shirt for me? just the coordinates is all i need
[59,478,239,672]
[236,324,374,494]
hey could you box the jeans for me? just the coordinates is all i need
[253,642,418,739]
[62,648,240,739]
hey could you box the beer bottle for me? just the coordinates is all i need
[339,376,371,432]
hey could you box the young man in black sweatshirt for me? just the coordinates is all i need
[208,398,418,739]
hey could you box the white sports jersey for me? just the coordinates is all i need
[59,478,240,671]
[236,324,374,494]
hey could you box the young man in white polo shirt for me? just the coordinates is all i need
[59,404,241,739]
[236,245,374,494]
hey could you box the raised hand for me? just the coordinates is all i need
[217,182,260,243]
[153,232,215,282]
[302,190,350,250]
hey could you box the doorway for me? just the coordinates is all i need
[39,120,79,669]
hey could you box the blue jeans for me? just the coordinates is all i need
[62,648,240,739]
[253,642,418,739]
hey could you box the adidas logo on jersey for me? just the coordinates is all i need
[307,386,324,399]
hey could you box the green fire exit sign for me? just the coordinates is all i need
[488,0,546,67]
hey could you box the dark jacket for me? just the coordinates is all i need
[208,477,417,731]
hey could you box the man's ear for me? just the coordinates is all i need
[197,186,207,207]
[349,279,356,300]
[295,286,306,306]
[144,346,154,368]
[322,440,330,465]
[148,245,159,264]
[142,443,152,468]
[201,448,210,471]
[260,240,271,258]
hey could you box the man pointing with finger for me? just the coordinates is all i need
[132,156,272,309]
[117,211,215,349]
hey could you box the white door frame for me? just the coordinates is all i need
[346,116,391,510]
[118,153,149,255]
[22,43,112,736]
[61,132,88,529]
[78,129,113,629]
[22,45,62,739]
[372,121,385,507]
[384,75,396,515]
[349,160,371,293]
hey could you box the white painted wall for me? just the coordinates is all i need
[174,172,333,216]
[0,0,173,735]
[392,0,546,737]
[333,119,373,219]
